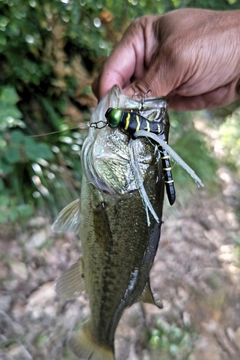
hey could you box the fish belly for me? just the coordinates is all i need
[79,170,164,352]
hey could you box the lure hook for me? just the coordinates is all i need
[141,89,152,100]
[131,89,152,111]
[132,89,152,99]
[132,92,142,100]
[139,89,152,110]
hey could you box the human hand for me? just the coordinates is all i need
[92,8,240,110]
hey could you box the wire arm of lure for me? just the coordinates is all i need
[134,130,204,188]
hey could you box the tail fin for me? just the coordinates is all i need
[69,325,114,360]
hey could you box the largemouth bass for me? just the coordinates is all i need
[52,86,169,360]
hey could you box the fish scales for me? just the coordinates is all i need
[80,164,163,345]
[52,86,167,360]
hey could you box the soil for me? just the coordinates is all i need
[1,127,240,360]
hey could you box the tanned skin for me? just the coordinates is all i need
[93,9,240,111]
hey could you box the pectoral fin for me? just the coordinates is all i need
[52,199,80,233]
[69,324,114,360]
[139,280,163,309]
[55,259,85,300]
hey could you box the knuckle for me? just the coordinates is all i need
[127,15,150,35]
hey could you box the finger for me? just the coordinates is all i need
[168,82,239,111]
[121,43,187,98]
[94,16,160,100]
[121,65,181,99]
[94,26,147,100]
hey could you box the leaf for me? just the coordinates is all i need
[0,159,14,175]
[0,212,8,224]
[25,141,54,161]
[10,130,27,145]
[2,105,23,119]
[17,203,34,217]
[25,142,42,160]
[0,103,23,130]
[0,86,19,104]
[5,147,21,164]
[9,208,19,222]
[0,178,4,192]
[36,143,54,160]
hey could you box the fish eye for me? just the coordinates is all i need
[105,108,122,128]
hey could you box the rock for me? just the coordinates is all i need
[0,310,25,338]
[0,295,12,312]
[0,263,8,278]
[9,260,28,281]
[218,244,236,263]
[235,327,240,351]
[193,335,222,360]
[26,282,56,309]
[183,311,191,327]
[0,350,9,360]
[2,279,19,291]
[26,229,49,249]
[5,344,32,360]
[62,300,86,330]
[28,217,49,228]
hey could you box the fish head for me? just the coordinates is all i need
[81,86,169,197]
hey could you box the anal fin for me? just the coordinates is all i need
[139,280,163,309]
[56,259,85,300]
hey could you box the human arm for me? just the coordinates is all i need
[92,8,240,110]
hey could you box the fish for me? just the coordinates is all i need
[52,86,168,360]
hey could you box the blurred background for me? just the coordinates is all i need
[0,0,240,359]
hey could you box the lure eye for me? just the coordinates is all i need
[105,108,122,128]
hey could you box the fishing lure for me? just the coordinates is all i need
[134,130,204,189]
[105,107,176,205]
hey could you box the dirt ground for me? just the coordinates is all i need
[1,132,240,360]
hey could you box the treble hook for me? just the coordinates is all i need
[142,89,152,102]
[132,89,152,110]
[132,92,142,99]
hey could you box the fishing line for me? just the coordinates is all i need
[29,124,89,138]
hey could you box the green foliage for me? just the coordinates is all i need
[218,107,240,170]
[0,0,238,224]
[0,0,168,224]
[148,319,197,359]
[169,111,219,203]
[234,242,240,263]
[0,81,84,222]
[165,0,240,10]
[0,86,24,130]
